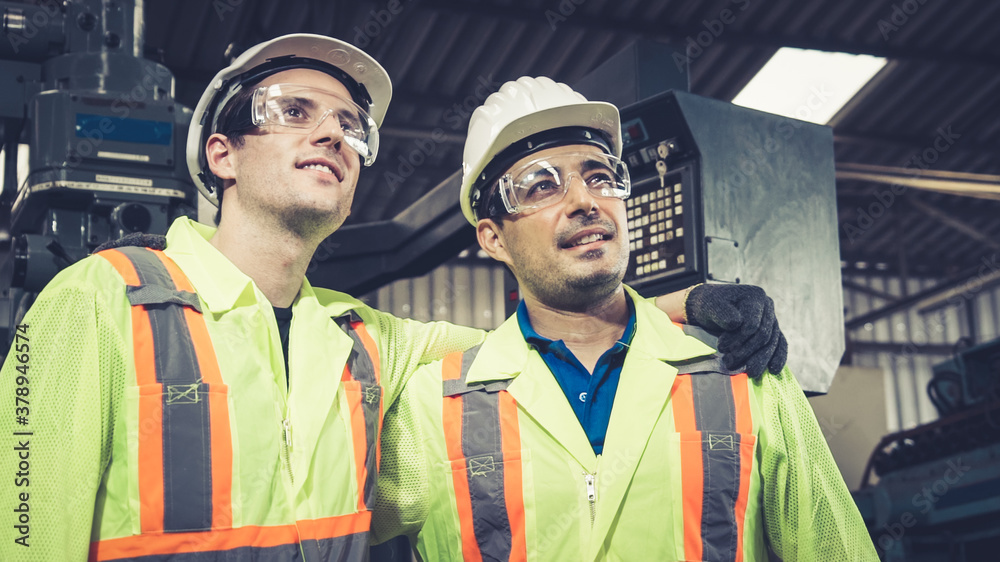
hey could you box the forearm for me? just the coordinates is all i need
[653,289,690,324]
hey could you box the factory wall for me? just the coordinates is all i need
[844,272,1000,433]
[363,258,509,331]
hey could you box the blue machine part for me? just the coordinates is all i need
[75,113,173,146]
[855,423,1000,560]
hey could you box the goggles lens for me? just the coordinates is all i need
[251,84,380,165]
[497,152,630,216]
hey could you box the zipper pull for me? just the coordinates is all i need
[584,472,597,526]
[283,418,293,450]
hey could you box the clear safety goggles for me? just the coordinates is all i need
[250,83,379,165]
[496,151,631,216]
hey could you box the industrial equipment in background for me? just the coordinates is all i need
[576,41,844,394]
[315,40,845,393]
[852,338,1000,561]
[0,0,197,353]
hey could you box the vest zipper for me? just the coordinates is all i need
[282,418,294,484]
[584,472,596,527]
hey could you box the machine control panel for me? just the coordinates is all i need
[620,122,697,289]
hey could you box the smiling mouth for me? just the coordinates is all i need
[301,163,334,175]
[562,232,613,250]
[572,233,607,246]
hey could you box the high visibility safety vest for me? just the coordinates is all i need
[90,246,379,561]
[440,346,752,562]
[374,289,878,562]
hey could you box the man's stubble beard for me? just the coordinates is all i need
[512,243,629,313]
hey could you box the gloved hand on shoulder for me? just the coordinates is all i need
[684,283,788,379]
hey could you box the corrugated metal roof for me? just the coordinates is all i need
[140,0,1000,279]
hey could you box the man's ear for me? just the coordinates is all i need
[476,218,513,267]
[206,133,237,181]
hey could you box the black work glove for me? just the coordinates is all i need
[684,283,788,379]
[94,232,168,252]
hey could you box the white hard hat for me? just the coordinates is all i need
[186,33,392,206]
[460,76,621,225]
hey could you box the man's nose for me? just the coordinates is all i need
[307,111,346,147]
[561,174,599,216]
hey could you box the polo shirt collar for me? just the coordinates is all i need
[466,285,718,386]
[515,294,637,354]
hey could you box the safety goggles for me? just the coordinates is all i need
[250,83,379,165]
[494,151,630,216]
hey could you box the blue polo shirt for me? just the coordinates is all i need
[516,295,637,455]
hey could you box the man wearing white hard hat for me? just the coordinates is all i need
[0,34,786,560]
[372,77,877,561]
[0,34,485,561]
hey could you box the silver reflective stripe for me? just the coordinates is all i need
[447,345,517,561]
[334,311,381,509]
[110,247,214,533]
[689,373,743,562]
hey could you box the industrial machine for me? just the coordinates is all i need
[0,0,197,352]
[608,89,843,394]
[854,339,1000,561]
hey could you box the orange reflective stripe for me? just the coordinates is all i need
[157,249,233,529]
[671,375,704,562]
[154,248,195,293]
[352,321,384,478]
[499,391,527,561]
[441,351,482,562]
[98,247,234,534]
[207,385,234,528]
[731,374,753,562]
[442,351,462,381]
[297,511,372,541]
[341,376,370,512]
[442,346,523,561]
[91,515,370,561]
[130,303,158,387]
[89,523,299,561]
[98,249,141,286]
[338,317,382,512]
[136,383,166,533]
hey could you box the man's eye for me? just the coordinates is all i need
[587,172,614,186]
[525,180,560,199]
[281,105,309,122]
[338,112,363,131]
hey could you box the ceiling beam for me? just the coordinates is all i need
[834,132,1000,162]
[835,162,1000,201]
[845,262,1000,330]
[842,279,900,303]
[907,198,1000,253]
